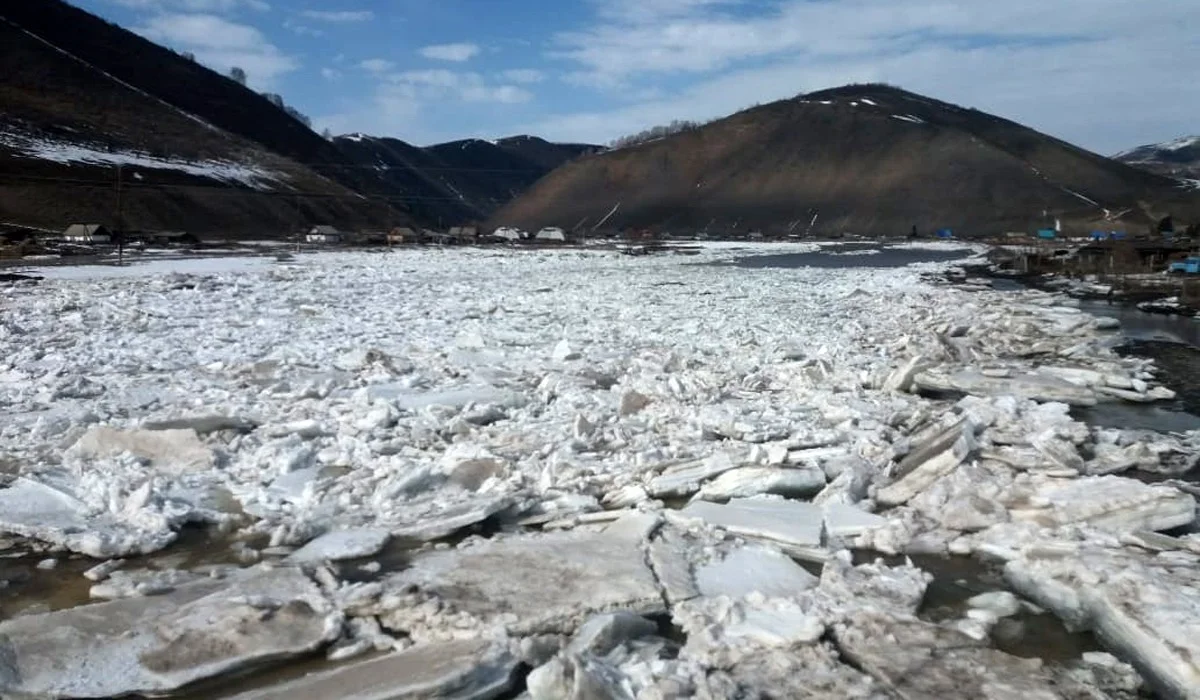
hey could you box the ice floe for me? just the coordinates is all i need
[0,244,1196,695]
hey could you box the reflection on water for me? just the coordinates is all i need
[857,552,1102,663]
[1076,299,1200,347]
[1073,403,1200,433]
[730,245,976,269]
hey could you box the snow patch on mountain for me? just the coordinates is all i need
[0,128,283,190]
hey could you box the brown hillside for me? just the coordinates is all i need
[0,14,398,236]
[491,85,1199,236]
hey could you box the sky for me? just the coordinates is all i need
[73,0,1197,153]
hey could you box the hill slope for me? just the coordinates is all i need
[1115,137,1200,180]
[0,4,402,235]
[0,1,597,234]
[328,135,598,226]
[491,85,1199,236]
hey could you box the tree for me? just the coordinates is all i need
[609,120,701,149]
[181,51,195,61]
[322,128,333,140]
[229,66,247,85]
[284,106,312,129]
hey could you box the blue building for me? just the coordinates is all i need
[935,228,954,239]
[1037,229,1057,239]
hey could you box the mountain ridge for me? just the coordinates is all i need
[0,0,597,235]
[490,84,1199,237]
[1114,136,1200,180]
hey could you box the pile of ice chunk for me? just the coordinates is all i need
[0,245,1196,697]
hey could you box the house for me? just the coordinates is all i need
[306,225,342,244]
[1037,229,1057,240]
[491,227,524,242]
[62,223,112,244]
[535,227,567,242]
[140,231,198,246]
[935,228,954,239]
[1089,231,1107,241]
[388,227,419,244]
[448,226,479,241]
[355,230,388,245]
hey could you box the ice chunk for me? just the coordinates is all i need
[914,370,1098,406]
[833,610,1070,698]
[288,528,392,564]
[619,389,652,416]
[527,652,630,700]
[646,452,742,497]
[882,355,925,393]
[1005,542,1200,699]
[696,466,825,501]
[69,426,214,473]
[225,639,517,700]
[876,421,975,506]
[381,514,670,635]
[694,545,818,599]
[552,339,581,362]
[566,611,658,656]
[967,591,1021,618]
[142,415,258,435]
[675,498,825,557]
[0,477,175,557]
[0,567,339,699]
[822,503,888,538]
[1007,476,1195,533]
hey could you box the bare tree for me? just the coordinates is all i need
[610,120,701,149]
[229,66,247,85]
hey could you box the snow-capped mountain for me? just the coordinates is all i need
[1114,136,1200,179]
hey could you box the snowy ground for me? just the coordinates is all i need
[1,243,1198,698]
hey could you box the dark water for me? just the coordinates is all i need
[730,245,976,269]
[1076,299,1200,346]
[857,552,1101,663]
[989,279,1200,429]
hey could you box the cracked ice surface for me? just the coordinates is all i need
[1,245,1199,697]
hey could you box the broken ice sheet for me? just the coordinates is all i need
[0,567,339,699]
[376,514,671,637]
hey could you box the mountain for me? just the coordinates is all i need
[0,1,407,236]
[491,84,1200,237]
[0,1,596,236]
[328,135,601,227]
[1114,137,1200,180]
[492,136,601,172]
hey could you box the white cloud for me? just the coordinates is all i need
[360,58,395,73]
[388,70,532,103]
[543,0,1199,152]
[501,69,545,84]
[418,43,481,62]
[300,9,373,22]
[111,0,269,11]
[135,13,297,87]
[321,67,342,80]
[283,19,323,37]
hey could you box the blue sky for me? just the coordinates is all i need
[74,0,1197,152]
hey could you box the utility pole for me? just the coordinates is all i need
[114,164,125,265]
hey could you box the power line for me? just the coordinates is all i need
[0,171,504,203]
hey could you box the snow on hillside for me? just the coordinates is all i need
[1114,135,1200,161]
[0,128,283,190]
